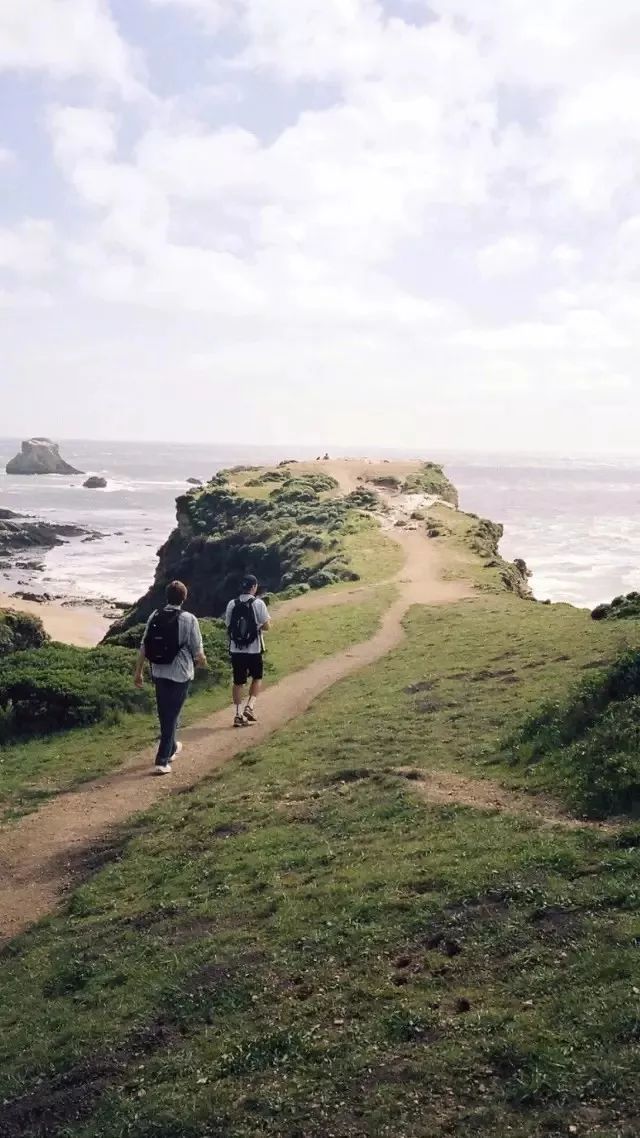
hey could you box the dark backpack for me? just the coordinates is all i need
[228,597,259,650]
[144,608,182,664]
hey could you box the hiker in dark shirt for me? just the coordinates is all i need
[134,580,207,775]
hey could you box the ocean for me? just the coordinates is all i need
[1,439,640,610]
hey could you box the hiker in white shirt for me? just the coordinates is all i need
[225,574,271,728]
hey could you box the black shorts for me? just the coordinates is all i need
[231,653,264,686]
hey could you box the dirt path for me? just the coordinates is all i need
[400,769,614,832]
[0,466,472,942]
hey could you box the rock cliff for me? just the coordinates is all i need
[6,438,83,476]
[108,469,368,636]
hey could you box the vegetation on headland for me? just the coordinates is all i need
[111,468,391,635]
[592,590,640,621]
[506,646,640,817]
[0,609,48,657]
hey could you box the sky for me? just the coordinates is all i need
[2,1,640,452]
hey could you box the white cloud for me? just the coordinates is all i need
[0,146,16,167]
[0,0,140,91]
[0,219,56,278]
[551,245,582,269]
[4,0,640,449]
[477,234,540,278]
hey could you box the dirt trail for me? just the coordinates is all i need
[402,769,614,832]
[0,461,472,942]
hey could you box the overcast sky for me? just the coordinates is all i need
[1,1,640,452]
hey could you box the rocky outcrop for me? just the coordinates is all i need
[0,512,100,560]
[107,471,365,638]
[186,477,203,486]
[467,517,533,599]
[83,476,107,489]
[6,438,83,476]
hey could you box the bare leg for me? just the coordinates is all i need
[233,684,246,713]
[248,679,262,701]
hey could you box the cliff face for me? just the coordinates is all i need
[109,470,370,635]
[6,439,83,476]
[467,517,533,599]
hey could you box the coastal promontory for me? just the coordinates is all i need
[6,438,83,476]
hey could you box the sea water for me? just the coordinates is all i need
[1,439,640,609]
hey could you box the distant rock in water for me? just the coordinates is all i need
[83,476,107,489]
[6,438,83,476]
[186,477,203,486]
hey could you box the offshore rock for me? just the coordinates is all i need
[6,438,83,476]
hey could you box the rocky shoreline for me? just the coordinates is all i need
[0,506,121,622]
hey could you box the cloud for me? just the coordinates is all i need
[0,0,140,92]
[0,146,16,167]
[0,219,56,278]
[4,0,640,449]
[477,234,540,278]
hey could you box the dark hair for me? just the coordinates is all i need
[166,580,188,606]
[242,574,258,591]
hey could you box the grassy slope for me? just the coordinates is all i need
[2,588,640,1136]
[0,588,394,821]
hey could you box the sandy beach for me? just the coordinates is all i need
[0,593,111,648]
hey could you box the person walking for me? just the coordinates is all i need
[225,574,271,728]
[134,580,207,775]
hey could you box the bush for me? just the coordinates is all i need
[346,488,381,511]
[0,617,233,743]
[402,462,459,506]
[308,569,338,589]
[280,583,311,600]
[0,645,152,741]
[371,475,401,489]
[507,648,640,816]
[0,609,49,656]
[591,592,640,621]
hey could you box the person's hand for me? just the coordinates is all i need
[134,672,144,689]
[195,653,208,669]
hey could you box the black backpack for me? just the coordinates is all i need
[144,608,182,664]
[228,597,259,650]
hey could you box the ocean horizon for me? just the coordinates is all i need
[2,437,640,610]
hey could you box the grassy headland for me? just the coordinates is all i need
[1,459,640,1137]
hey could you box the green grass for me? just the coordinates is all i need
[0,589,394,821]
[341,515,403,585]
[2,591,640,1136]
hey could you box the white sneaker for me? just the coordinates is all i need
[173,742,183,758]
[154,764,172,776]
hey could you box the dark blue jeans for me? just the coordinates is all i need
[154,679,190,765]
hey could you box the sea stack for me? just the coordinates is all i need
[6,438,83,476]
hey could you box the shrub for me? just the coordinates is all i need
[507,648,640,816]
[0,645,152,741]
[308,569,338,589]
[280,583,311,600]
[591,592,640,622]
[346,488,381,511]
[402,462,459,506]
[0,609,49,656]
[371,475,401,489]
[0,617,233,743]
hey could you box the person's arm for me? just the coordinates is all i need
[190,616,208,669]
[134,643,147,688]
[257,599,271,632]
